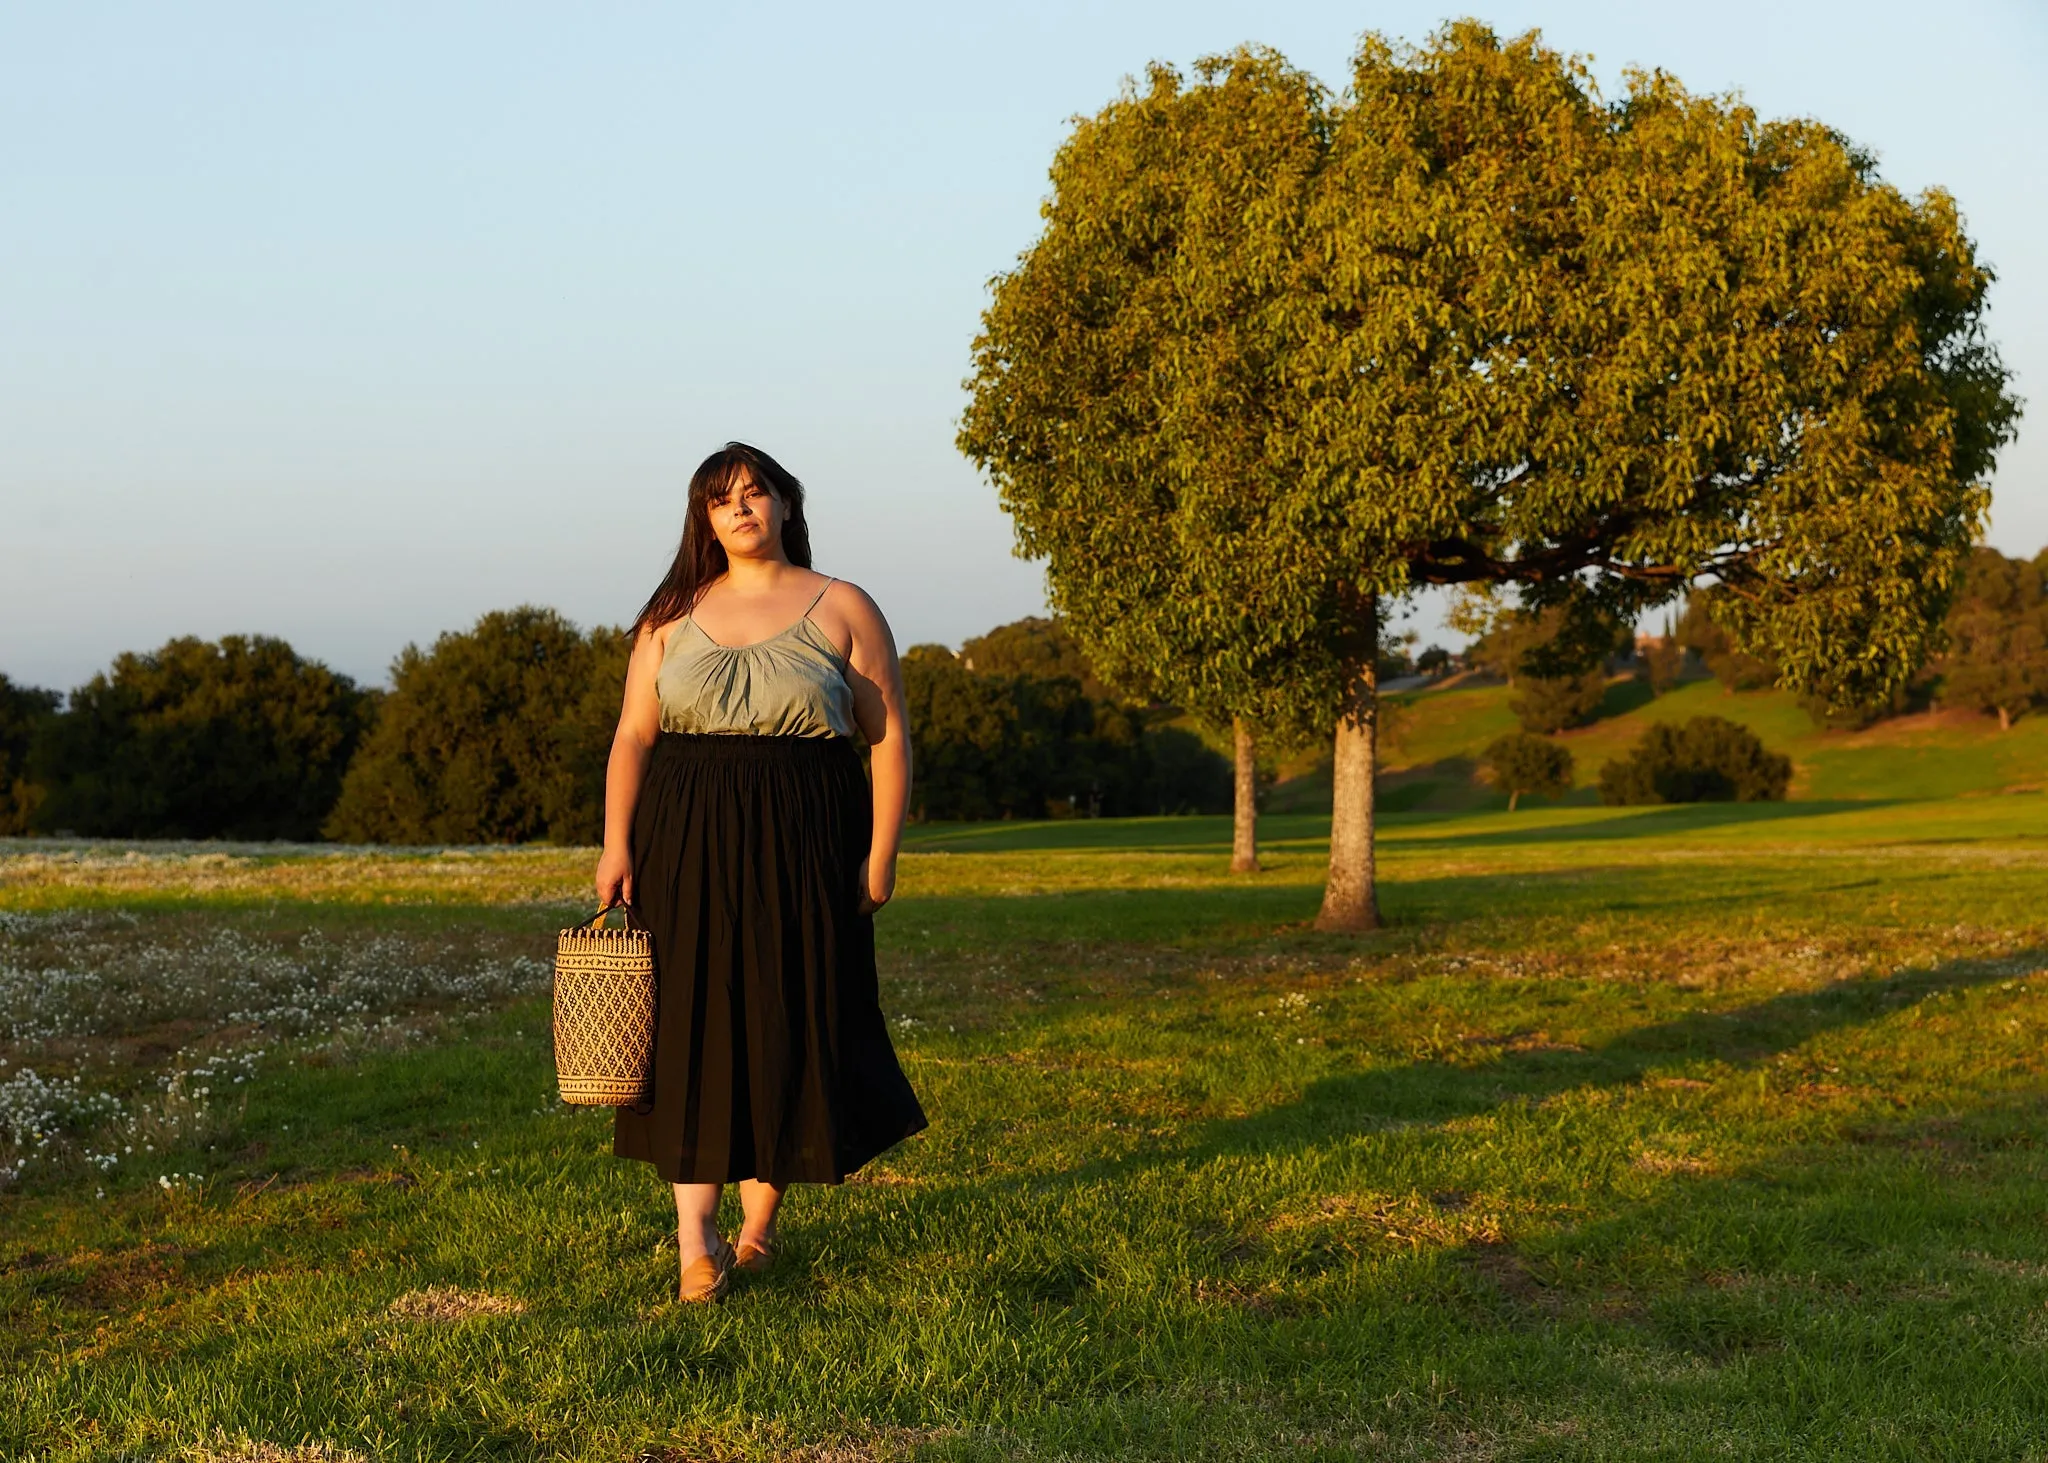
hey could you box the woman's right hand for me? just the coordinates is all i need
[594,842,634,910]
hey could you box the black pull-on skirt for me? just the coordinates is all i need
[612,731,928,1185]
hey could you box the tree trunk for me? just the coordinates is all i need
[1316,594,1379,932]
[1508,788,1520,813]
[1230,718,1259,873]
[1998,705,2013,732]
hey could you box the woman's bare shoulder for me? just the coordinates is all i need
[813,577,894,659]
[635,616,687,660]
[817,575,883,616]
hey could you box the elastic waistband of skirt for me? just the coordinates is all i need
[652,731,857,763]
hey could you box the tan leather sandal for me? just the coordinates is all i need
[733,1234,778,1274]
[678,1237,735,1303]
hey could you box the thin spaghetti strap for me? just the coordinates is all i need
[802,577,837,617]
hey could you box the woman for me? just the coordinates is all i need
[595,441,927,1303]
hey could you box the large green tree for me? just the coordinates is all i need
[959,48,1335,876]
[29,637,371,839]
[325,607,624,845]
[964,24,2017,929]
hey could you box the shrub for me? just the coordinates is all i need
[1597,716,1793,805]
[29,638,371,840]
[1483,731,1574,812]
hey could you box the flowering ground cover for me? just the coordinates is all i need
[2,802,2046,1460]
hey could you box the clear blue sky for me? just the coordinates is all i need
[4,1,2043,691]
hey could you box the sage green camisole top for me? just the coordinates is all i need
[655,578,856,739]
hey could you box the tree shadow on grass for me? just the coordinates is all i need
[889,855,1951,960]
[1025,946,2046,1192]
[903,814,1330,855]
[902,798,1924,860]
[934,945,2048,1448]
[1594,675,1658,722]
[1386,798,1909,851]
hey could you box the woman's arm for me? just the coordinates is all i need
[594,624,667,908]
[839,585,910,914]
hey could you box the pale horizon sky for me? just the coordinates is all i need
[4,1,2043,693]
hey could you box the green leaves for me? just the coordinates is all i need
[1596,715,1794,805]
[27,638,373,841]
[960,47,1343,747]
[323,609,625,845]
[963,21,2019,723]
[1934,548,2048,729]
[1482,729,1574,807]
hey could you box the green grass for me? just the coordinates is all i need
[4,804,2048,1460]
[1360,675,2048,812]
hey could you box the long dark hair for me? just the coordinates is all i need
[632,442,813,638]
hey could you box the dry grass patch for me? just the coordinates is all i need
[385,1284,527,1322]
[1272,1191,1509,1251]
[1632,1149,1725,1177]
[841,1169,922,1187]
[189,1441,368,1463]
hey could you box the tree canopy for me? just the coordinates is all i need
[962,23,2017,927]
[1934,547,2048,730]
[958,616,1111,700]
[0,674,60,836]
[959,49,1338,745]
[28,637,371,840]
[901,640,1228,820]
[324,607,623,845]
[1482,730,1574,812]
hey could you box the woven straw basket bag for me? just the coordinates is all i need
[552,903,656,1106]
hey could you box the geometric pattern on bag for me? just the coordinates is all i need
[552,903,657,1107]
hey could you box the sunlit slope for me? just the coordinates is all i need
[1349,676,2047,807]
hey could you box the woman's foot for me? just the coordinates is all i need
[678,1237,735,1303]
[733,1231,778,1274]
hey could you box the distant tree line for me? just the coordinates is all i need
[0,611,1229,842]
[1,638,372,840]
[3,544,2036,841]
[905,618,1230,821]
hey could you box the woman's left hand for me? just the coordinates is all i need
[856,855,895,916]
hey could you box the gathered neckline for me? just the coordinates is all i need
[682,614,825,653]
[678,576,839,653]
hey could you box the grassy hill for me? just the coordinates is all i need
[1266,674,2048,813]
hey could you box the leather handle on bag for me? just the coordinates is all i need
[581,901,646,933]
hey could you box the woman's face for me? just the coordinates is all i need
[705,470,786,562]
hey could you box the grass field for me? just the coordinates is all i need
[4,797,2047,1461]
[1269,676,2048,814]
